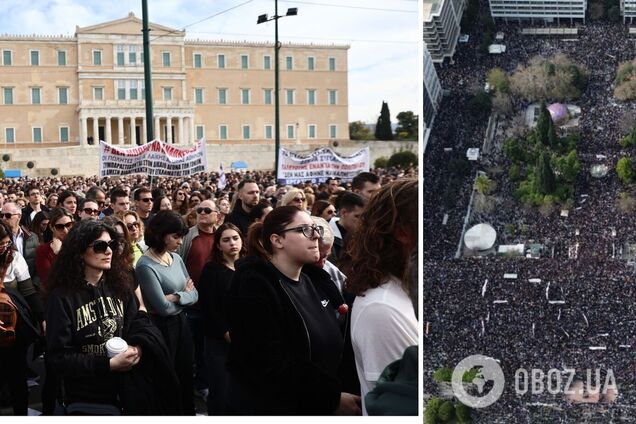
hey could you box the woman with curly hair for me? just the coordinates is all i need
[44,220,142,413]
[171,188,189,216]
[343,178,418,415]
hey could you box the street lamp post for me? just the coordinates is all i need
[258,2,297,181]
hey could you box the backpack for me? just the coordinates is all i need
[0,279,18,348]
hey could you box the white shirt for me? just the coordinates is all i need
[12,228,25,257]
[351,277,418,415]
[3,251,30,283]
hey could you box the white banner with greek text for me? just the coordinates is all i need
[277,147,370,184]
[99,139,208,177]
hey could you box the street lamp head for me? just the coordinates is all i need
[257,14,269,24]
[286,8,298,16]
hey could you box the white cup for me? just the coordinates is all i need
[105,337,128,358]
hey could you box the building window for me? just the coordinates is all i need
[140,80,145,98]
[308,56,315,71]
[329,57,336,71]
[286,89,295,105]
[328,90,337,105]
[93,50,102,66]
[163,87,172,101]
[286,124,295,139]
[2,50,11,66]
[329,124,337,139]
[58,87,68,105]
[60,127,69,143]
[242,125,250,140]
[33,127,42,143]
[218,88,227,105]
[308,124,316,139]
[263,89,272,105]
[219,125,228,140]
[264,124,273,139]
[129,45,137,65]
[94,87,104,101]
[117,80,126,100]
[117,45,125,66]
[218,54,225,69]
[3,88,13,105]
[193,53,202,68]
[30,50,40,66]
[263,55,271,70]
[57,50,66,66]
[196,125,204,140]
[241,89,250,105]
[194,88,203,104]
[130,80,138,100]
[162,52,171,67]
[285,56,293,70]
[5,128,15,144]
[241,54,249,69]
[307,89,316,105]
[31,87,41,105]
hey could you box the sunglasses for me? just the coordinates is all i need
[197,207,219,214]
[325,209,336,215]
[139,198,153,203]
[83,208,99,215]
[88,239,118,254]
[293,197,306,202]
[54,221,74,231]
[126,221,140,230]
[1,213,19,219]
[279,224,324,239]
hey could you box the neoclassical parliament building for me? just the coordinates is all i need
[0,12,349,148]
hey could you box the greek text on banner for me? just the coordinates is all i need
[277,147,369,184]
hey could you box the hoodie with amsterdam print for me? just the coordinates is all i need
[45,281,137,405]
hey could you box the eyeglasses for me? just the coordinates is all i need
[1,213,19,219]
[293,197,306,203]
[126,221,140,230]
[88,239,118,254]
[54,221,74,231]
[197,207,219,215]
[82,208,99,215]
[0,240,12,250]
[279,224,324,239]
[177,192,185,196]
[139,198,153,203]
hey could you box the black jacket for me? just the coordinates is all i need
[225,200,253,237]
[20,204,49,230]
[198,261,234,339]
[226,256,348,415]
[120,311,182,415]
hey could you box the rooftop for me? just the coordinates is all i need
[423,0,442,21]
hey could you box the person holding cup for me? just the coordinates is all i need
[44,220,142,413]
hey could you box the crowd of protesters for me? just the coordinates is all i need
[0,166,418,416]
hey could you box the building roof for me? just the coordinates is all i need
[423,0,441,21]
[465,223,497,251]
[76,12,182,37]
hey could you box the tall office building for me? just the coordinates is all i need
[423,0,465,63]
[622,0,636,23]
[424,46,442,151]
[489,0,587,23]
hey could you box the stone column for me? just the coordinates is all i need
[190,116,196,143]
[130,117,136,145]
[166,116,173,144]
[142,117,147,145]
[80,117,87,146]
[154,117,160,142]
[105,117,112,144]
[92,117,99,145]
[178,116,184,145]
[118,116,124,145]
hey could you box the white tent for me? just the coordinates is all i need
[464,223,497,250]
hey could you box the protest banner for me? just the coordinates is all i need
[277,147,370,184]
[99,139,208,177]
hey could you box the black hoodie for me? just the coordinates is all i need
[45,281,137,405]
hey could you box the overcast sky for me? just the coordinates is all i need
[0,0,418,123]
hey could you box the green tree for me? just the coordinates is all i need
[537,153,556,194]
[433,367,453,382]
[374,101,393,140]
[475,174,495,194]
[424,397,443,424]
[617,156,635,184]
[487,68,510,93]
[438,401,455,422]
[456,403,472,423]
[503,138,525,162]
[349,121,372,140]
[620,124,636,148]
[373,156,388,169]
[554,150,581,183]
[387,151,417,168]
[468,90,492,118]
[548,119,558,148]
[535,101,551,146]
[395,111,418,140]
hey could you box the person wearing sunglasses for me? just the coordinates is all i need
[44,220,142,414]
[225,206,361,415]
[78,198,100,221]
[136,210,197,415]
[1,202,40,288]
[171,188,189,216]
[280,188,308,212]
[0,220,43,415]
[311,200,337,222]
[116,211,147,266]
[133,187,154,226]
[35,208,74,291]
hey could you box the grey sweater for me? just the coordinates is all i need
[136,253,199,316]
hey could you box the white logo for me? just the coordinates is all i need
[321,299,329,307]
[452,355,505,408]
